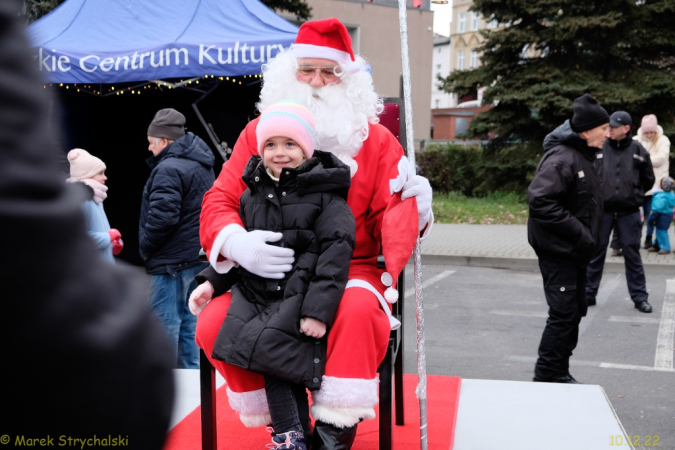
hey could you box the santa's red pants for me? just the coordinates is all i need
[195,268,391,428]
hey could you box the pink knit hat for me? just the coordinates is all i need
[67,149,106,181]
[641,114,658,133]
[256,101,316,159]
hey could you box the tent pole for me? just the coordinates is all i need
[191,81,228,161]
[397,0,429,449]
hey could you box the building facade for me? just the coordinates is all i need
[430,35,452,110]
[430,0,496,140]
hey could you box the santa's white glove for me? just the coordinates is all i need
[189,281,215,316]
[222,230,294,279]
[401,175,433,230]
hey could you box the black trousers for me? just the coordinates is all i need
[586,211,648,304]
[265,376,310,436]
[534,258,587,380]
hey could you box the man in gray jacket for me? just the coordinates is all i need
[140,108,215,368]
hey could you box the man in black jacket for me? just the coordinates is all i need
[528,94,609,384]
[585,111,655,313]
[140,108,215,368]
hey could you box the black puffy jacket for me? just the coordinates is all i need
[139,132,215,274]
[597,133,654,213]
[528,120,604,266]
[211,150,356,390]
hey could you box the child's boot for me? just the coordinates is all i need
[269,430,307,450]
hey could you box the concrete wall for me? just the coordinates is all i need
[302,0,434,140]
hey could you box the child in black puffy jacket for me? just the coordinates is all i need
[191,101,355,450]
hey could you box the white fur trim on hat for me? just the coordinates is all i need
[291,44,361,74]
[310,376,379,427]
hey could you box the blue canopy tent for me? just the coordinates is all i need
[28,0,298,88]
[26,0,299,266]
[28,0,299,160]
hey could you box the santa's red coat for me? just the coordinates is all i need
[197,117,406,427]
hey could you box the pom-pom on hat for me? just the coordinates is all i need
[661,176,675,193]
[641,114,658,133]
[570,94,609,133]
[256,101,316,159]
[67,148,106,181]
[291,18,360,73]
[147,108,186,141]
[380,192,420,304]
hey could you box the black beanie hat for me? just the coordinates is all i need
[147,108,186,140]
[570,94,609,133]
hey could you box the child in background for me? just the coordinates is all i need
[646,176,675,255]
[190,101,356,450]
[67,149,123,262]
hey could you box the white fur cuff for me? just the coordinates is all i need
[226,387,269,416]
[239,412,273,428]
[209,224,246,273]
[310,404,376,428]
[311,376,379,427]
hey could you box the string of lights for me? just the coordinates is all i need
[42,73,263,97]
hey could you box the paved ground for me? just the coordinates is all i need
[421,223,675,271]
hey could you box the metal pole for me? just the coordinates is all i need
[397,1,428,449]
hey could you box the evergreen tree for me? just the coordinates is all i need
[439,0,675,155]
[22,0,310,22]
[22,0,64,22]
[261,0,312,21]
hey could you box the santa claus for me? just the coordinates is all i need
[192,17,433,449]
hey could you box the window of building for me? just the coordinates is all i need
[470,50,478,68]
[457,50,465,70]
[458,12,466,33]
[488,19,498,29]
[346,25,360,55]
[455,118,469,136]
[471,12,479,31]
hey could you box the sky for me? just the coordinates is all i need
[431,1,453,37]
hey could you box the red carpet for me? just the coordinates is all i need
[164,374,461,450]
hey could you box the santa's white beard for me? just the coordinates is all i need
[258,52,383,174]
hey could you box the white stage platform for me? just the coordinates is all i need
[170,370,632,450]
[170,369,224,429]
[453,379,631,450]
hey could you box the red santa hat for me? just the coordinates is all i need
[381,192,419,303]
[291,18,361,73]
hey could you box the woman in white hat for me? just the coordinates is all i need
[635,114,671,249]
[67,149,123,263]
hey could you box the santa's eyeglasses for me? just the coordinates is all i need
[296,64,343,81]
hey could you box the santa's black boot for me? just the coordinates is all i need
[311,421,358,450]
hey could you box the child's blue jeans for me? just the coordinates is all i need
[646,211,673,251]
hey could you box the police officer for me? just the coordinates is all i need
[585,111,655,313]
